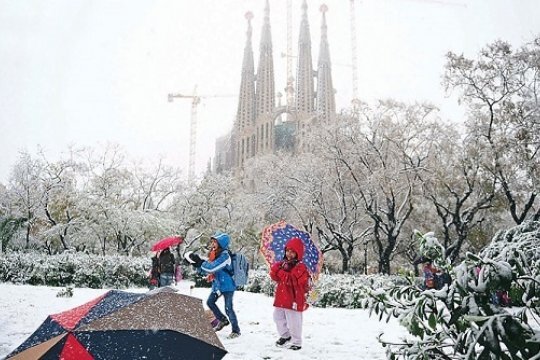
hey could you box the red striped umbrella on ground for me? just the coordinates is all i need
[7,288,226,360]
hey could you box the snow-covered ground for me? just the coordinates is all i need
[0,282,406,359]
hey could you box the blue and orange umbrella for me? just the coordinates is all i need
[260,220,323,280]
[7,288,226,360]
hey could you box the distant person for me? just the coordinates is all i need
[269,237,310,351]
[475,266,510,306]
[149,254,160,289]
[186,232,241,339]
[421,258,439,290]
[158,248,175,287]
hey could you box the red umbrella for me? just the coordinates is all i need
[151,236,183,252]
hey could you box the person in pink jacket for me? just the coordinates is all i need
[269,237,310,351]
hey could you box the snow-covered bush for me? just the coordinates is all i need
[240,269,410,309]
[313,274,410,308]
[0,251,149,288]
[56,286,74,298]
[367,221,540,359]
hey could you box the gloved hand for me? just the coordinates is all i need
[281,259,297,272]
[184,251,204,268]
[190,253,204,268]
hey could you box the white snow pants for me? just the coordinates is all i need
[273,307,303,346]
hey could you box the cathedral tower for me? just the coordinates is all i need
[254,0,276,155]
[233,12,256,168]
[215,2,337,174]
[295,0,315,116]
[315,4,336,123]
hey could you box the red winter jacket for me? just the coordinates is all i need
[270,237,310,312]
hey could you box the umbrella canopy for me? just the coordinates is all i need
[151,236,183,252]
[261,220,323,280]
[7,287,227,360]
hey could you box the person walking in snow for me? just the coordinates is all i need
[185,232,241,339]
[158,247,175,287]
[270,237,310,351]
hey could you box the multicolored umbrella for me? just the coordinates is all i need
[151,235,183,252]
[260,220,323,280]
[7,288,227,360]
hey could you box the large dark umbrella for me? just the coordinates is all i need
[260,220,323,280]
[7,288,227,360]
[151,236,183,252]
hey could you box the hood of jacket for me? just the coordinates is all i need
[285,237,304,261]
[212,232,230,250]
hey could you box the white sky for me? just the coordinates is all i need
[0,0,538,183]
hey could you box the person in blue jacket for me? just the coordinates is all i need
[186,232,241,339]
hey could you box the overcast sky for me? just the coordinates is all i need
[0,0,538,183]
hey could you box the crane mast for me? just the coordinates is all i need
[168,87,235,184]
[285,0,294,111]
[168,86,199,184]
[350,0,360,114]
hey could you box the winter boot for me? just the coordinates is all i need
[210,318,220,328]
[227,332,241,339]
[275,337,291,347]
[213,318,230,332]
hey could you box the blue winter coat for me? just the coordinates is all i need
[199,250,236,293]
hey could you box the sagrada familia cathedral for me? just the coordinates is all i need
[213,0,336,173]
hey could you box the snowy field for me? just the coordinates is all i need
[0,282,406,359]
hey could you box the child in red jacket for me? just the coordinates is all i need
[269,237,310,351]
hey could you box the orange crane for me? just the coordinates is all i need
[168,86,235,183]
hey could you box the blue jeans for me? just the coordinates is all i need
[159,273,174,287]
[207,291,240,334]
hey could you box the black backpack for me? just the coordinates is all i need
[159,252,175,274]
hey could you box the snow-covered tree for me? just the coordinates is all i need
[422,127,498,263]
[6,152,46,249]
[324,101,440,274]
[444,37,540,225]
[367,221,540,359]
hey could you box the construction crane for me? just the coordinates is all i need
[168,86,235,183]
[349,0,360,115]
[285,0,294,110]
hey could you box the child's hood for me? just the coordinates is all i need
[285,237,304,261]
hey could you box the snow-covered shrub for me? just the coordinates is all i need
[367,221,540,359]
[416,230,452,273]
[480,221,540,308]
[56,286,74,298]
[243,269,275,296]
[314,274,410,308]
[240,269,410,309]
[0,251,150,288]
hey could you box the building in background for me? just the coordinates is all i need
[214,0,336,173]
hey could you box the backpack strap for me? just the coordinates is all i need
[225,250,234,276]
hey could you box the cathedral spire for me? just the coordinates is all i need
[255,0,275,117]
[295,0,315,115]
[235,11,256,132]
[316,4,335,122]
[233,11,257,168]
